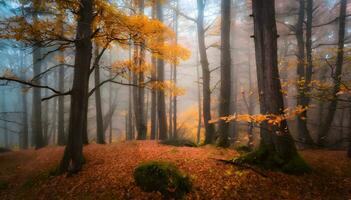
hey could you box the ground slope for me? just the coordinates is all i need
[0,141,350,199]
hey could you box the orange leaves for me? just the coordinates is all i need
[149,80,185,97]
[210,106,308,127]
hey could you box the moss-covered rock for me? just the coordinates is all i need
[234,144,311,175]
[133,161,192,199]
[161,138,197,147]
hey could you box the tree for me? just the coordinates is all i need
[241,0,309,174]
[197,0,215,144]
[57,11,66,146]
[94,45,105,144]
[317,0,348,146]
[20,48,29,149]
[31,0,44,149]
[156,0,168,140]
[217,0,231,147]
[150,1,158,140]
[59,0,93,173]
[295,0,314,146]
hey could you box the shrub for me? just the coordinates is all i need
[133,161,192,199]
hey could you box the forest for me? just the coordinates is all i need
[0,0,350,199]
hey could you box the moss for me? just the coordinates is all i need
[234,144,310,175]
[161,138,197,147]
[133,161,192,199]
[0,180,8,190]
[282,154,311,175]
[235,145,253,154]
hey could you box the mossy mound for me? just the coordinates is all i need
[234,144,311,175]
[235,145,253,154]
[0,180,8,190]
[161,138,197,147]
[133,161,192,199]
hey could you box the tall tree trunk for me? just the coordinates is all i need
[30,0,44,150]
[252,0,302,165]
[57,56,66,145]
[318,0,347,146]
[156,0,168,140]
[196,50,202,144]
[1,90,8,148]
[348,100,351,158]
[150,2,157,140]
[247,50,254,149]
[32,46,44,149]
[94,46,105,144]
[295,0,314,146]
[59,0,93,173]
[108,50,113,143]
[229,0,238,142]
[127,42,134,140]
[169,67,173,138]
[172,0,179,138]
[217,0,232,147]
[31,0,44,149]
[197,0,215,144]
[151,55,157,139]
[43,66,49,145]
[57,13,66,146]
[20,48,29,149]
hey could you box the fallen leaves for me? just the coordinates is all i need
[0,142,350,199]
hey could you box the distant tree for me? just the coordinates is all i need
[217,0,231,147]
[156,0,168,140]
[295,0,314,146]
[31,0,44,149]
[197,0,215,144]
[318,0,348,146]
[94,45,105,144]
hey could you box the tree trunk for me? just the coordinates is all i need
[172,0,179,139]
[57,13,66,146]
[150,2,157,140]
[348,101,351,158]
[156,0,168,140]
[127,42,134,140]
[247,50,254,149]
[31,0,44,150]
[229,0,238,143]
[94,46,105,144]
[197,0,215,144]
[318,0,347,146]
[295,0,314,146]
[196,50,202,144]
[252,0,301,163]
[59,0,93,173]
[20,48,29,149]
[217,0,232,147]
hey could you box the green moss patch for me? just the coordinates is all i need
[0,180,9,190]
[234,144,311,175]
[133,161,192,199]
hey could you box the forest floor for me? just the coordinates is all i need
[0,141,350,200]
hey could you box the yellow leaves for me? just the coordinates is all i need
[210,106,308,127]
[1,69,17,80]
[149,80,185,97]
